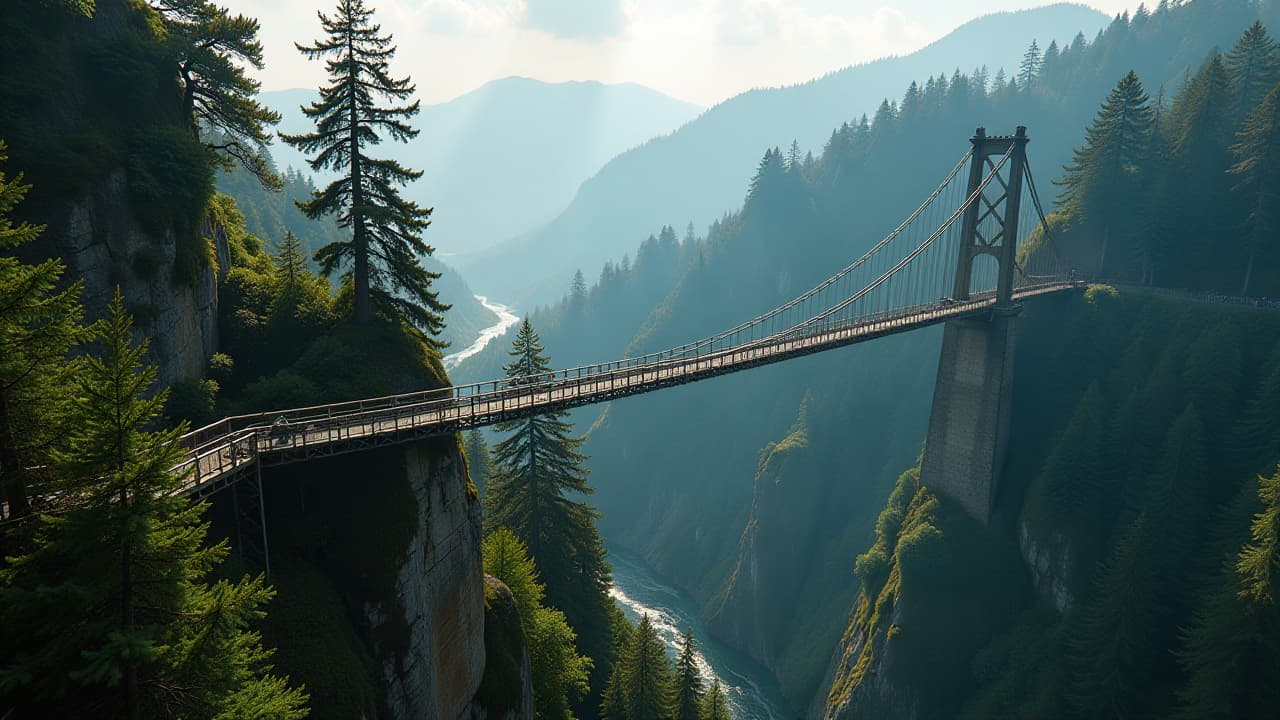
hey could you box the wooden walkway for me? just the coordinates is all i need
[173,282,1080,497]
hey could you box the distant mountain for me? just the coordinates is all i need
[262,78,703,257]
[458,3,1110,304]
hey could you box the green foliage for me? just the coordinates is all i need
[484,319,618,710]
[126,124,216,286]
[699,679,732,720]
[152,0,282,188]
[483,528,592,720]
[1066,515,1163,718]
[672,629,704,720]
[281,0,447,336]
[0,293,307,718]
[616,614,674,720]
[1174,469,1280,720]
[465,427,494,494]
[166,376,219,426]
[0,140,84,517]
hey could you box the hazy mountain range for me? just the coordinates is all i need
[455,3,1111,305]
[262,78,703,257]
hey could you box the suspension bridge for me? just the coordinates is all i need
[163,126,1079,512]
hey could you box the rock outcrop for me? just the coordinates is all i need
[368,443,487,720]
[45,169,222,387]
[468,575,535,720]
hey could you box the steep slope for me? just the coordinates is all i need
[486,2,1280,712]
[460,3,1110,303]
[821,289,1280,720]
[264,77,703,256]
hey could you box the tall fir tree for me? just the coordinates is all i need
[1067,515,1162,720]
[1161,54,1237,288]
[464,426,493,494]
[0,293,307,719]
[699,679,732,720]
[274,230,308,294]
[1228,84,1280,296]
[152,0,283,188]
[0,141,83,519]
[1056,71,1154,277]
[622,615,674,720]
[1018,38,1042,92]
[672,629,704,720]
[484,318,616,711]
[1225,21,1280,124]
[282,0,448,337]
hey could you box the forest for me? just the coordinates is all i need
[1,0,1280,718]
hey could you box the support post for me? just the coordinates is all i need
[231,455,271,577]
[922,126,1030,525]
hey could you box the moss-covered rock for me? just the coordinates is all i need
[471,575,534,720]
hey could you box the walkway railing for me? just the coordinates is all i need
[172,282,1082,497]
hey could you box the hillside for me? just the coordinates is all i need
[264,77,703,256]
[457,3,1111,304]
[449,0,1280,711]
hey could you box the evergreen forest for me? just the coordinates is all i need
[2,0,1280,719]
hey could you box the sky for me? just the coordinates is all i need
[223,1,1148,107]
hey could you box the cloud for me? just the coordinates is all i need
[522,0,627,40]
[420,0,518,35]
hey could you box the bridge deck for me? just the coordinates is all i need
[174,283,1080,497]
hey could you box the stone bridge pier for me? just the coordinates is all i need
[919,309,1017,525]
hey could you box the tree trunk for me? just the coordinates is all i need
[348,35,371,324]
[0,391,30,519]
[121,481,139,720]
[1242,252,1255,298]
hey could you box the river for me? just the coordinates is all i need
[608,547,795,720]
[443,295,520,369]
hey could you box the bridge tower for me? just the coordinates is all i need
[920,127,1029,526]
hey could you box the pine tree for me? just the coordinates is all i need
[1067,515,1162,719]
[1161,54,1237,286]
[1225,21,1279,123]
[1175,468,1280,719]
[1146,406,1210,575]
[1038,382,1108,521]
[152,0,283,188]
[623,614,674,720]
[699,679,732,720]
[1057,71,1154,277]
[1228,84,1280,296]
[464,427,493,493]
[600,664,626,720]
[482,528,592,720]
[672,629,704,720]
[282,0,448,336]
[0,293,307,718]
[1018,39,1042,92]
[0,141,83,518]
[787,139,803,171]
[274,230,308,294]
[570,269,588,303]
[484,318,616,709]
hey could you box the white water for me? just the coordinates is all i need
[608,548,793,720]
[443,295,520,369]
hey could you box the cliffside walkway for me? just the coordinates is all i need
[172,127,1082,497]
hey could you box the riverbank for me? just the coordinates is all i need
[608,547,793,720]
[443,295,520,369]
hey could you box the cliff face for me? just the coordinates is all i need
[51,169,221,387]
[257,439,490,720]
[373,443,487,720]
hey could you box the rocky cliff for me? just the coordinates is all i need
[44,169,222,387]
[256,437,499,720]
